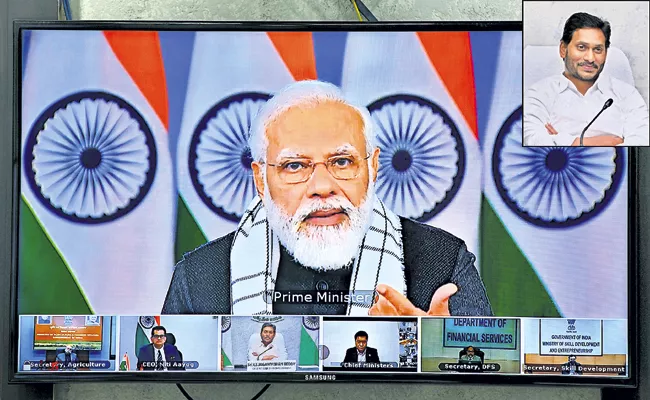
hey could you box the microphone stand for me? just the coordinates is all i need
[257,345,273,361]
[580,99,614,146]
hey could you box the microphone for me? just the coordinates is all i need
[257,344,274,360]
[580,98,614,146]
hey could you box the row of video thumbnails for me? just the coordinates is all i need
[17,316,628,376]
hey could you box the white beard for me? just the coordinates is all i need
[263,177,375,271]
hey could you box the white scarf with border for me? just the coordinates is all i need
[229,197,406,316]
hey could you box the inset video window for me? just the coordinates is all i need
[322,317,417,372]
[220,316,320,372]
[421,317,520,374]
[118,316,219,372]
[523,318,628,376]
[19,315,116,372]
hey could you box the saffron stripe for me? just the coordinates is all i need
[103,31,169,130]
[416,32,478,139]
[267,32,318,81]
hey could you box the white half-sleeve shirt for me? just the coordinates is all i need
[524,73,649,146]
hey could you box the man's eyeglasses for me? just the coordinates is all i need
[151,334,166,339]
[263,153,371,184]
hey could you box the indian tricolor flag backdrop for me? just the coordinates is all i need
[175,30,481,260]
[221,317,233,370]
[135,315,161,360]
[299,317,319,367]
[175,32,317,257]
[340,31,482,256]
[20,30,175,315]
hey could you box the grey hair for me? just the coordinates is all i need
[248,80,376,163]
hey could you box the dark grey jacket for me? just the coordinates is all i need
[162,218,493,316]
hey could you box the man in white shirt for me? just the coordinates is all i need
[248,323,288,362]
[524,12,649,146]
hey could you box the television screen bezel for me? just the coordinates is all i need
[9,20,638,387]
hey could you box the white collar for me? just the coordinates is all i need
[558,73,611,95]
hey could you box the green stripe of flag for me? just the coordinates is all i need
[298,326,319,366]
[480,196,561,317]
[175,194,208,263]
[135,323,150,356]
[19,197,92,315]
[221,348,232,368]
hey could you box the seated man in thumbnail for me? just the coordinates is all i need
[163,80,492,317]
[248,323,288,362]
[561,355,583,375]
[344,331,380,363]
[136,325,184,371]
[523,12,649,146]
[459,346,482,364]
[56,345,78,369]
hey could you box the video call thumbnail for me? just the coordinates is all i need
[421,317,520,373]
[118,315,219,372]
[220,316,320,372]
[18,315,116,372]
[523,319,627,376]
[322,317,418,372]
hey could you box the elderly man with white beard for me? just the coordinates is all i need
[162,80,492,317]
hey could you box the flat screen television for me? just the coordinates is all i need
[9,20,637,386]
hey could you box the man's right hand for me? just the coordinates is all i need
[571,135,623,146]
[368,283,458,316]
[545,123,559,135]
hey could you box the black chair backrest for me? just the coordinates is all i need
[166,333,176,346]
[163,333,182,360]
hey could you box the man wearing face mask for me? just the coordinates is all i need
[162,80,492,317]
[524,12,649,146]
